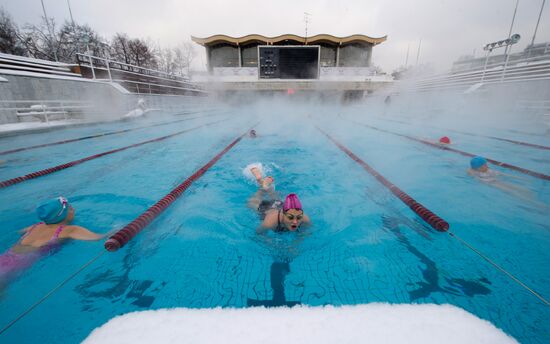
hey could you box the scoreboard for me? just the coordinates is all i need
[258,46,320,79]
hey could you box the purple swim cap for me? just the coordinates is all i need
[283,193,302,212]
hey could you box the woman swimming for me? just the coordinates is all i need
[0,197,104,289]
[246,166,310,233]
[468,156,539,203]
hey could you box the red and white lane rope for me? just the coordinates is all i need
[0,118,229,189]
[0,112,222,156]
[349,120,550,181]
[104,123,258,251]
[319,125,549,307]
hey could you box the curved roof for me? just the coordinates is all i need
[191,34,387,46]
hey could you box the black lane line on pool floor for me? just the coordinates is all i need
[0,123,258,336]
[366,115,550,151]
[346,119,550,181]
[318,125,550,307]
[0,118,231,189]
[0,111,225,156]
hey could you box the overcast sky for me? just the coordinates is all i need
[1,0,548,72]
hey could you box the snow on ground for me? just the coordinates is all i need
[0,119,86,134]
[83,304,517,344]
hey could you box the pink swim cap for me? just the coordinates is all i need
[283,193,302,212]
[439,136,451,144]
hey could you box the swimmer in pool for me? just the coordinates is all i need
[468,156,537,202]
[468,156,497,182]
[247,167,310,233]
[438,136,451,145]
[0,197,104,292]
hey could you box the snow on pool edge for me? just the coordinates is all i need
[83,303,518,344]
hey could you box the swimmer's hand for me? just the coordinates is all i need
[261,176,274,191]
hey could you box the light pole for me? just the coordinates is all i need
[404,42,410,67]
[304,12,311,44]
[529,0,546,52]
[504,0,520,55]
[66,0,80,53]
[40,0,58,62]
[415,39,422,66]
[480,34,521,83]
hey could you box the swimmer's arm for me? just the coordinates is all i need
[18,225,32,234]
[65,226,105,241]
[498,171,526,180]
[256,212,277,234]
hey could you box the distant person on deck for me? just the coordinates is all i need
[0,197,104,292]
[247,166,311,233]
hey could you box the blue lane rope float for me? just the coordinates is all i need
[348,119,550,181]
[318,125,549,307]
[0,112,223,156]
[0,118,230,189]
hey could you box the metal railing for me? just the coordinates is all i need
[397,55,550,93]
[0,100,92,123]
[0,52,80,78]
[76,53,206,96]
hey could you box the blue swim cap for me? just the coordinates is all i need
[36,197,70,224]
[470,156,487,170]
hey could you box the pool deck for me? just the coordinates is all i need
[0,119,99,137]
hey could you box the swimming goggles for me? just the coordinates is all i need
[56,197,68,217]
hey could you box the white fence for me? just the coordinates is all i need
[0,100,92,123]
[398,56,550,93]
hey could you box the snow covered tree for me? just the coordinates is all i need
[0,7,25,55]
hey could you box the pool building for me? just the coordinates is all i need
[191,34,392,97]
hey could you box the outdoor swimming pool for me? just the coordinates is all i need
[0,103,548,343]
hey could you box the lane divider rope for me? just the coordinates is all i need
[104,123,258,251]
[0,118,229,189]
[349,119,550,181]
[368,115,550,150]
[0,121,256,335]
[317,126,449,232]
[0,250,107,336]
[318,125,549,307]
[0,112,223,156]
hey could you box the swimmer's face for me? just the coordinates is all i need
[282,209,304,231]
[477,164,489,172]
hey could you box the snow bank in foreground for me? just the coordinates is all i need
[83,304,517,344]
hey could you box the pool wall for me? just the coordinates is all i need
[0,73,209,124]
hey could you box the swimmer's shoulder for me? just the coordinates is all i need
[260,210,279,228]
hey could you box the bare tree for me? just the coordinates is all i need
[173,41,196,76]
[127,37,157,68]
[157,47,176,75]
[110,33,131,64]
[0,7,25,55]
[19,16,60,61]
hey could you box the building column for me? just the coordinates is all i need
[238,44,242,67]
[206,47,212,72]
[367,44,372,67]
[336,45,340,67]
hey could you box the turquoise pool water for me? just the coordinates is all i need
[0,105,548,343]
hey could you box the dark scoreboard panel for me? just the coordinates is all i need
[259,46,319,79]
